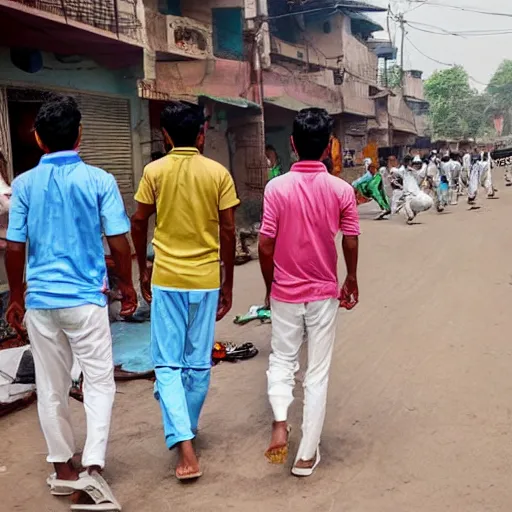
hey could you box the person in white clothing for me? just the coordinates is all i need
[392,155,433,223]
[468,152,495,204]
[259,108,360,477]
[5,95,137,510]
[449,153,462,205]
[462,150,471,192]
[387,155,404,215]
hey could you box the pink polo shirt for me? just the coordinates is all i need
[260,161,360,304]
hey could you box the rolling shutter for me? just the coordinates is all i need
[76,93,133,199]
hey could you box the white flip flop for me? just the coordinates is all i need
[291,447,321,477]
[70,471,122,511]
[46,473,75,496]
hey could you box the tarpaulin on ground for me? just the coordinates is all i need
[0,346,36,416]
[111,321,153,374]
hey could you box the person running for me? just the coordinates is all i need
[468,151,495,205]
[462,150,471,192]
[259,108,360,477]
[353,162,391,220]
[387,155,404,215]
[5,95,136,511]
[131,101,239,481]
[392,155,433,224]
[448,153,462,205]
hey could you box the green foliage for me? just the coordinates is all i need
[385,65,402,89]
[487,60,512,135]
[425,66,485,140]
[424,61,512,139]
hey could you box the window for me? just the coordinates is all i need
[158,0,181,16]
[212,8,244,60]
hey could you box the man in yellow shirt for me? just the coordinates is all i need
[131,102,239,481]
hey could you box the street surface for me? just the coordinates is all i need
[2,190,512,511]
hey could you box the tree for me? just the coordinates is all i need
[384,64,402,89]
[424,66,486,140]
[487,60,512,135]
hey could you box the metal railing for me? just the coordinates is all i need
[10,0,141,38]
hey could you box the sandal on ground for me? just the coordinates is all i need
[264,425,291,465]
[291,447,321,477]
[46,473,75,496]
[69,471,122,511]
[175,469,203,481]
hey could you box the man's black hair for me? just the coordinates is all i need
[403,155,413,166]
[160,101,205,148]
[34,95,81,152]
[292,108,333,161]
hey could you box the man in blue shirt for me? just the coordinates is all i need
[5,95,136,510]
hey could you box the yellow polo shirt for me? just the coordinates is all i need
[134,148,240,290]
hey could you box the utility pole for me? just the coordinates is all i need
[399,12,405,90]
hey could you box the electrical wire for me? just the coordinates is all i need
[404,0,428,15]
[407,0,512,18]
[405,35,489,87]
[405,20,512,38]
[405,35,454,67]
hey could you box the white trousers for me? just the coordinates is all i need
[391,189,404,215]
[468,166,493,199]
[267,298,339,461]
[25,304,116,468]
[404,192,434,221]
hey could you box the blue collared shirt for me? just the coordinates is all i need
[7,151,130,310]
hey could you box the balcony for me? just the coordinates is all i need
[165,14,212,60]
[6,0,142,40]
[270,36,329,70]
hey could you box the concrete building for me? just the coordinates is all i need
[0,0,422,227]
[262,0,419,180]
[403,70,430,151]
[0,0,152,213]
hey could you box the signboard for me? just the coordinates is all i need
[491,147,512,167]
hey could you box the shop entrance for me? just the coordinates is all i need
[7,88,45,178]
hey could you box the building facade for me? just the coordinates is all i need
[0,0,422,232]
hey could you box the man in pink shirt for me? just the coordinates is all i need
[259,108,360,477]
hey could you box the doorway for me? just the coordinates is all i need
[7,88,44,177]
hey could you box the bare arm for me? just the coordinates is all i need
[5,241,27,336]
[340,235,359,310]
[258,234,276,308]
[217,207,236,321]
[131,202,156,303]
[342,235,358,279]
[107,234,137,317]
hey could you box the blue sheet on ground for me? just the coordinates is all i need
[111,321,153,373]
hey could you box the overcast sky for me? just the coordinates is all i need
[369,0,512,90]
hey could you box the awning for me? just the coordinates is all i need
[264,95,311,112]
[199,94,261,111]
[390,116,417,135]
[264,95,342,115]
[347,10,384,34]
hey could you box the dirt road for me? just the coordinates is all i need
[2,191,512,512]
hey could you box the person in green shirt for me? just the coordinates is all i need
[266,145,283,180]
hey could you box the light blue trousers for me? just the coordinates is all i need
[151,287,219,449]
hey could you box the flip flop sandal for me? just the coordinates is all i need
[70,471,122,511]
[225,343,259,362]
[265,425,292,465]
[291,446,321,477]
[46,473,75,496]
[175,470,203,481]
